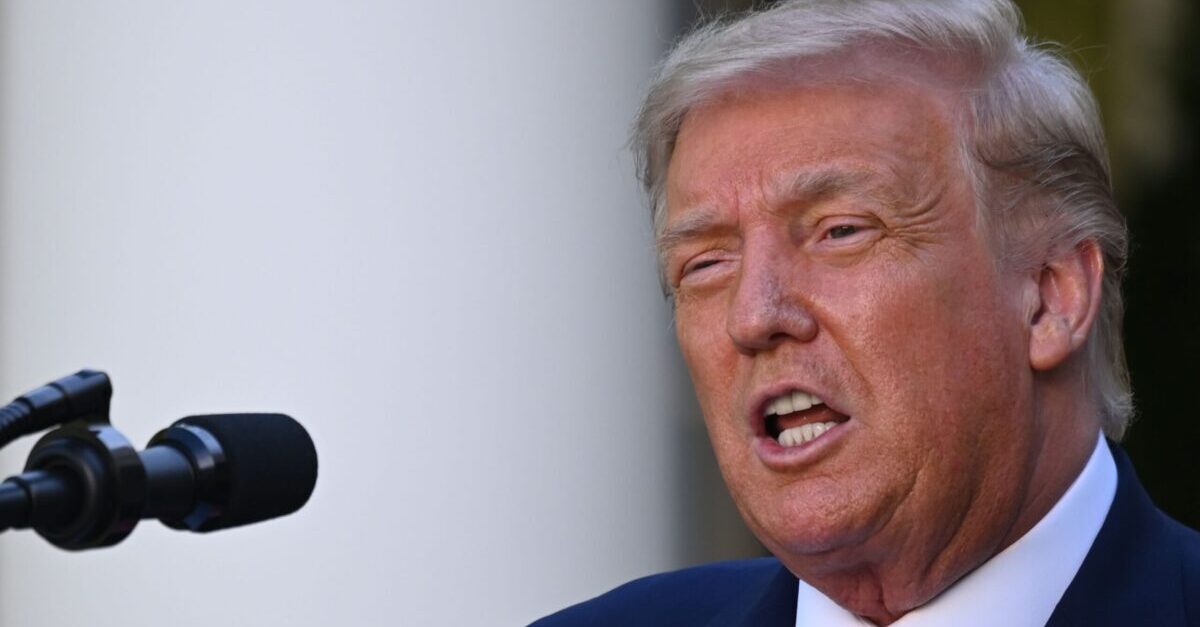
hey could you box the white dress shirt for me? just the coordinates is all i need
[795,432,1117,626]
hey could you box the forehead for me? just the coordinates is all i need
[665,79,962,217]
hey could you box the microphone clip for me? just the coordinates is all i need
[11,421,145,550]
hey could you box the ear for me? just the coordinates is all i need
[1028,240,1105,371]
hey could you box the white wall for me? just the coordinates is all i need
[0,2,698,624]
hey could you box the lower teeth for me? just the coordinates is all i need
[777,421,838,447]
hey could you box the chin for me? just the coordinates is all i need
[740,484,886,564]
[765,518,871,561]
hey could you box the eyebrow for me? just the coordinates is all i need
[775,167,877,204]
[656,208,728,262]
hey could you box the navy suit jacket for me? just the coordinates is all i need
[533,445,1200,626]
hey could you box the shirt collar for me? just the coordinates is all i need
[795,432,1117,627]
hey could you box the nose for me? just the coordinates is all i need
[726,249,817,354]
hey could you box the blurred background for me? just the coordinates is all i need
[0,1,1192,625]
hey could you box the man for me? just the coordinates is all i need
[535,0,1200,625]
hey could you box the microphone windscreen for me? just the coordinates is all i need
[175,413,317,531]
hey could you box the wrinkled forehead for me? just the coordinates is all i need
[665,46,976,200]
[668,83,957,211]
[655,40,984,227]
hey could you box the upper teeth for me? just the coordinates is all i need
[765,391,824,417]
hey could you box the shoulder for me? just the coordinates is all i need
[1133,509,1200,624]
[530,558,786,627]
[1163,514,1200,621]
[1052,444,1200,625]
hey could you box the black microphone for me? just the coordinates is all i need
[0,413,318,550]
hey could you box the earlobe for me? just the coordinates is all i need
[1028,240,1105,371]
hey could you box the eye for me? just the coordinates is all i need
[811,218,880,254]
[681,258,723,280]
[827,224,860,239]
[677,253,734,286]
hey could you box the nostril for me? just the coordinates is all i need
[728,311,818,353]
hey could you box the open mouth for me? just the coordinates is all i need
[762,390,850,448]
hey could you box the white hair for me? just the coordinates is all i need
[634,0,1133,438]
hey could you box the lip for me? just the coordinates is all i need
[748,383,852,470]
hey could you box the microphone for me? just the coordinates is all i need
[0,413,318,550]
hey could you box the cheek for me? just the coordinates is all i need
[675,302,735,390]
[819,254,1024,429]
[675,302,749,446]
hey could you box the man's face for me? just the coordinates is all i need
[662,80,1043,575]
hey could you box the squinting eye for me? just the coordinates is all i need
[683,259,722,277]
[827,225,860,239]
